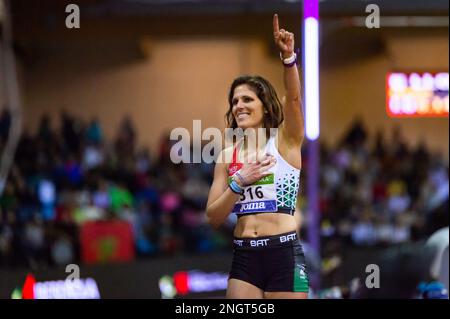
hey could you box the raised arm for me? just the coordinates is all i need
[273,14,305,145]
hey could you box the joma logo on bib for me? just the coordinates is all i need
[240,202,266,212]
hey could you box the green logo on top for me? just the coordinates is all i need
[228,173,274,186]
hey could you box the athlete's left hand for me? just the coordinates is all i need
[273,14,295,59]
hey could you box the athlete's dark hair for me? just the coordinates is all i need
[226,75,284,138]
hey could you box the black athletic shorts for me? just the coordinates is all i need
[229,231,309,293]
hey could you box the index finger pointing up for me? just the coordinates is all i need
[273,14,280,34]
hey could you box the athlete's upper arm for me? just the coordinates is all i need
[279,94,304,146]
[206,149,230,208]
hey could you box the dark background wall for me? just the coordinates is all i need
[6,1,448,158]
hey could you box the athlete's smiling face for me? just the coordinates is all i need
[232,84,265,130]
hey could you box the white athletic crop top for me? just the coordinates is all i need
[227,135,301,216]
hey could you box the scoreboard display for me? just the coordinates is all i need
[386,72,449,117]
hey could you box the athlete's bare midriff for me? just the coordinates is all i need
[234,212,297,238]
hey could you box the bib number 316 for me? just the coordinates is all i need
[240,186,264,201]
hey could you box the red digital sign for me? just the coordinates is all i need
[386,72,449,117]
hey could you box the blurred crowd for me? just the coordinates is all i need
[0,110,448,273]
[0,110,220,269]
[313,118,448,247]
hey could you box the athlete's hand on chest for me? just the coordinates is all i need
[235,154,276,186]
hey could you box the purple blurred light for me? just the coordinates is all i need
[304,0,319,19]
